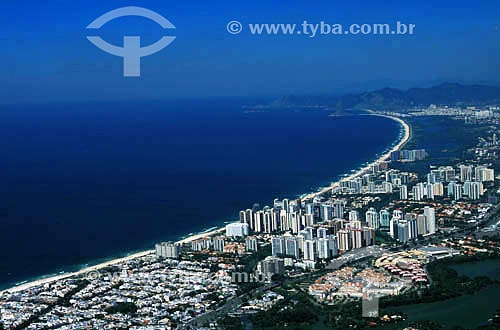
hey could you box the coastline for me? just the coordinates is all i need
[0,227,226,295]
[301,112,411,201]
[0,112,410,295]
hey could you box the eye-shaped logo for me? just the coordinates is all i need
[86,6,176,77]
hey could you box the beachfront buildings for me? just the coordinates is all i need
[334,165,414,195]
[155,241,181,258]
[243,196,376,267]
[226,222,249,237]
[391,149,427,162]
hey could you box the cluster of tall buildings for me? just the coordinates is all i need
[336,226,375,252]
[391,149,427,162]
[474,110,494,119]
[191,236,227,252]
[336,166,413,195]
[401,164,493,201]
[238,196,378,267]
[429,165,493,185]
[359,205,437,243]
[271,230,339,262]
[271,221,375,262]
[389,206,436,243]
[239,198,345,235]
[473,166,495,182]
[406,182,445,201]
[361,208,392,229]
[447,181,483,201]
[338,174,394,194]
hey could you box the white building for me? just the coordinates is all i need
[317,238,330,259]
[245,236,258,252]
[365,208,379,230]
[226,223,249,237]
[400,185,408,200]
[424,206,436,234]
[155,242,181,259]
[304,240,317,261]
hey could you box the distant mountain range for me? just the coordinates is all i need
[271,83,500,111]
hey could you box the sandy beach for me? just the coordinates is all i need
[1,112,410,295]
[0,227,226,295]
[301,112,411,201]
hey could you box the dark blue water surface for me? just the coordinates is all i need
[0,100,401,289]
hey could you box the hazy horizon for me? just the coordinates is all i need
[2,0,500,104]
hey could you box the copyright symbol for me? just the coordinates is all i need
[227,21,242,34]
[86,270,100,281]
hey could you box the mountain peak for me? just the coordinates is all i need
[272,83,500,111]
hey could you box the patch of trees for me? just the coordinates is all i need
[104,302,137,314]
[218,316,243,330]
[381,257,497,308]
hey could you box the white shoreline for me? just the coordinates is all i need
[0,228,226,295]
[1,112,410,295]
[301,112,411,201]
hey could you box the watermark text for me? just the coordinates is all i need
[227,21,416,36]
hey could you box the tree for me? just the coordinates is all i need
[104,302,138,314]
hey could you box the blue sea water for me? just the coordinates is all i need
[0,100,401,289]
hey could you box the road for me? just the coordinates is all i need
[179,283,279,329]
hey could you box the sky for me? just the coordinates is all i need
[2,0,500,104]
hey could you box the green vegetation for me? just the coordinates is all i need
[233,245,272,294]
[408,320,444,330]
[219,316,243,330]
[250,287,320,329]
[381,256,499,308]
[491,307,500,327]
[238,244,272,273]
[384,306,500,330]
[104,302,138,314]
[394,116,485,174]
[376,230,397,245]
[251,302,319,330]
[322,301,406,329]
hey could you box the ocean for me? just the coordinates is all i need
[0,100,401,289]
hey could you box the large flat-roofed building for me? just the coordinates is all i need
[226,222,249,237]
